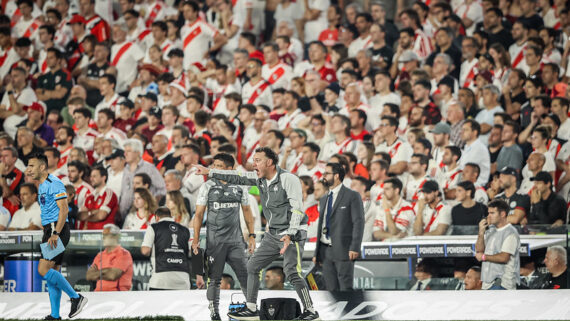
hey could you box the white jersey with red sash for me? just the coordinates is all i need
[73,181,94,229]
[373,198,416,237]
[12,17,41,38]
[442,166,463,190]
[261,62,293,90]
[57,145,73,168]
[460,58,478,89]
[509,42,527,69]
[414,202,451,234]
[375,138,412,165]
[111,41,144,93]
[127,27,152,51]
[94,93,122,120]
[297,163,326,183]
[348,34,373,58]
[123,211,157,230]
[210,83,237,116]
[38,49,49,75]
[73,128,101,152]
[413,29,433,60]
[277,109,305,131]
[320,137,358,161]
[241,79,273,108]
[284,151,304,173]
[370,182,385,205]
[181,18,219,67]
[55,18,73,49]
[145,1,166,28]
[406,175,429,203]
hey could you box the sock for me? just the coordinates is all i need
[307,307,316,313]
[209,301,218,315]
[246,302,257,311]
[46,279,62,318]
[45,269,79,299]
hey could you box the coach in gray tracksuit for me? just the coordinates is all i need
[192,153,256,320]
[195,147,320,320]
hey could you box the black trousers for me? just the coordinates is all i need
[318,242,354,291]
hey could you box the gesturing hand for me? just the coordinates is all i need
[280,235,291,255]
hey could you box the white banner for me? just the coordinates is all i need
[1,289,570,320]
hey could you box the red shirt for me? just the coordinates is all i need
[351,129,370,141]
[85,15,111,42]
[316,64,337,83]
[92,246,133,291]
[318,29,339,47]
[84,187,118,230]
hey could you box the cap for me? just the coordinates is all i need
[429,122,451,135]
[149,106,162,118]
[139,64,162,77]
[105,149,125,161]
[326,82,341,95]
[481,53,495,66]
[530,171,552,184]
[68,14,86,25]
[437,75,455,93]
[118,98,134,109]
[476,70,493,83]
[421,180,439,193]
[143,92,158,102]
[292,129,307,139]
[399,50,419,63]
[499,166,517,177]
[24,101,46,115]
[103,224,121,235]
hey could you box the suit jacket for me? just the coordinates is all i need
[315,185,364,262]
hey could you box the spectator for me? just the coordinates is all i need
[0,67,37,139]
[164,190,191,226]
[123,187,158,230]
[375,116,412,176]
[413,181,451,236]
[494,167,530,224]
[544,245,568,289]
[123,138,166,204]
[16,127,44,166]
[264,266,285,290]
[7,183,41,230]
[464,266,483,290]
[221,274,235,290]
[85,224,133,291]
[141,207,191,290]
[110,21,144,94]
[460,120,491,186]
[475,199,521,290]
[0,146,25,214]
[528,171,566,225]
[451,181,487,227]
[519,257,549,289]
[351,176,378,242]
[78,166,118,230]
[496,120,523,171]
[373,177,415,240]
[36,48,72,113]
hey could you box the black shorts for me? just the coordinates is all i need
[40,222,71,265]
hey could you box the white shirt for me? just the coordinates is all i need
[0,87,37,138]
[320,137,358,161]
[413,201,451,235]
[262,62,293,90]
[181,18,219,67]
[348,35,373,58]
[107,168,125,197]
[367,92,401,131]
[454,1,483,36]
[320,183,342,244]
[460,58,479,89]
[0,205,10,228]
[475,106,504,145]
[123,211,157,230]
[8,202,41,229]
[558,118,570,141]
[94,93,122,120]
[241,79,273,109]
[277,109,306,131]
[111,41,145,93]
[459,139,491,186]
[303,0,329,43]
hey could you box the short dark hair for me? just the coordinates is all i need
[240,31,256,46]
[384,177,403,194]
[151,20,168,33]
[20,182,38,195]
[266,266,285,282]
[504,120,520,135]
[98,108,115,122]
[383,103,400,118]
[303,142,321,155]
[73,107,92,119]
[213,152,235,168]
[134,172,152,187]
[465,163,481,178]
[445,145,462,161]
[333,114,351,136]
[464,119,481,137]
[44,146,61,159]
[488,199,510,217]
[412,153,429,169]
[156,206,171,217]
[268,129,285,148]
[240,104,256,115]
[92,166,108,182]
[326,162,346,181]
[457,181,476,198]
[182,0,200,12]
[255,147,279,167]
[29,153,48,167]
[553,97,569,111]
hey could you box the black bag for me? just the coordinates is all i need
[259,298,301,320]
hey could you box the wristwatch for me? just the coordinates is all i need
[7,91,14,95]
[248,233,256,238]
[52,230,60,236]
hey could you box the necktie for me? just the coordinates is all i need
[325,192,333,238]
[416,281,423,291]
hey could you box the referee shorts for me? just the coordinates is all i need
[40,222,71,265]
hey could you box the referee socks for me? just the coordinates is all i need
[45,269,80,299]
[47,280,62,319]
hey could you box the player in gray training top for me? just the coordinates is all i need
[194,147,320,321]
[192,153,256,321]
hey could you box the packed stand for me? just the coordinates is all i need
[0,0,568,287]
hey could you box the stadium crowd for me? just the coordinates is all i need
[0,0,569,293]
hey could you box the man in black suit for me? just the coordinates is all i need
[313,163,365,291]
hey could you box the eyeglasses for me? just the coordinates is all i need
[324,172,333,176]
